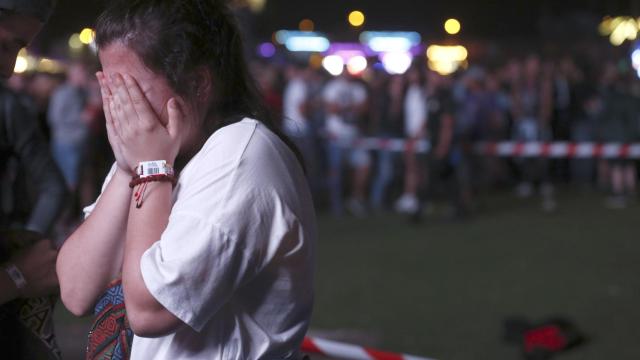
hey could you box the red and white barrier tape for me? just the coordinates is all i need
[301,336,436,360]
[474,141,640,159]
[330,137,640,159]
[330,137,431,153]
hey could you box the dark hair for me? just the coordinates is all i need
[95,0,304,168]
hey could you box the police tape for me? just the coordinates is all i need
[302,336,436,360]
[329,137,640,159]
[474,142,640,159]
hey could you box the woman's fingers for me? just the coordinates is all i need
[122,74,158,129]
[108,94,124,139]
[110,73,132,130]
[96,72,114,123]
[166,98,184,139]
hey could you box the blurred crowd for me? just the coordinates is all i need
[256,51,640,218]
[6,50,640,229]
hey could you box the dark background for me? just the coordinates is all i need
[35,0,640,51]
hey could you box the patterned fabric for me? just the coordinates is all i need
[86,278,133,360]
[0,230,61,360]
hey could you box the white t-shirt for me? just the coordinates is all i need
[404,85,427,138]
[85,119,316,360]
[322,77,367,140]
[283,78,309,136]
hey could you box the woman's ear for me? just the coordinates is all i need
[192,66,213,102]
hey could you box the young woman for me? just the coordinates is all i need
[56,1,316,359]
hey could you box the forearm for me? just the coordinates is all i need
[123,181,181,336]
[57,168,132,316]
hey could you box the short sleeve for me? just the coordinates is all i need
[140,212,255,332]
[83,163,117,219]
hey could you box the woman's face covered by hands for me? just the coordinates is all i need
[97,42,201,173]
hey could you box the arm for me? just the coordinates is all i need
[108,73,185,336]
[122,180,183,337]
[56,73,133,316]
[56,168,131,316]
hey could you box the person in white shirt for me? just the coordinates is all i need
[283,64,310,138]
[395,66,427,214]
[323,72,370,217]
[283,64,319,195]
[55,1,316,359]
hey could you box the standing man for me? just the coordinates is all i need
[324,71,370,217]
[0,1,65,359]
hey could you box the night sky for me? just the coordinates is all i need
[33,0,640,53]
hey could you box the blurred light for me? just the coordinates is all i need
[275,30,288,44]
[611,18,638,46]
[426,45,468,75]
[599,16,614,36]
[14,49,28,74]
[247,0,266,13]
[380,52,413,75]
[444,18,461,35]
[258,42,276,58]
[361,31,421,53]
[276,31,330,52]
[348,10,365,27]
[427,45,468,61]
[68,33,83,50]
[285,35,330,52]
[599,16,639,46]
[79,28,95,45]
[326,43,367,60]
[37,58,64,74]
[632,49,640,69]
[428,60,459,75]
[322,55,344,76]
[347,55,367,75]
[299,19,315,32]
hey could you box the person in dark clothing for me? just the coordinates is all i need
[369,72,405,211]
[412,71,469,221]
[0,1,66,358]
[596,63,637,208]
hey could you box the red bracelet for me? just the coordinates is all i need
[129,174,178,208]
[129,174,177,188]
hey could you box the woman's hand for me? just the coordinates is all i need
[99,72,184,173]
[11,239,59,298]
[97,72,130,173]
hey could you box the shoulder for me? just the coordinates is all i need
[174,119,312,240]
[180,118,304,200]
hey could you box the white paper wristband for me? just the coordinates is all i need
[136,160,175,178]
[4,264,27,290]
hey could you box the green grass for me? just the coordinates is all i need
[311,191,640,359]
[54,190,639,360]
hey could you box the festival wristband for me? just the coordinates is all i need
[4,264,27,290]
[136,160,175,178]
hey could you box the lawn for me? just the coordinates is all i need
[54,190,639,360]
